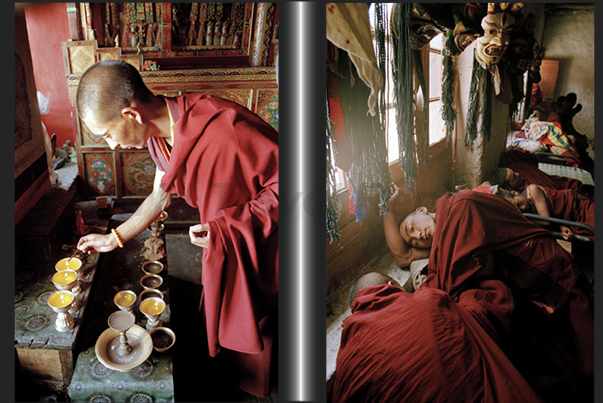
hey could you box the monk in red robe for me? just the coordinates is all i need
[498,184,594,241]
[350,189,593,401]
[75,60,278,397]
[328,272,543,402]
[488,163,589,197]
[423,190,593,401]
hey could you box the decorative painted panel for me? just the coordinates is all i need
[80,119,106,147]
[84,153,116,196]
[121,152,156,196]
[251,3,276,67]
[62,41,98,75]
[96,47,120,61]
[75,3,277,67]
[256,89,279,131]
[140,67,277,84]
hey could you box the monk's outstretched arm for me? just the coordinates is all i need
[77,168,172,254]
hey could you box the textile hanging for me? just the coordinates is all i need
[466,50,493,150]
[340,51,389,223]
[479,64,493,142]
[465,52,481,150]
[441,49,457,142]
[326,3,383,117]
[392,3,418,196]
[326,89,342,246]
[325,3,390,225]
[372,3,392,214]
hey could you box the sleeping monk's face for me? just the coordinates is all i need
[508,194,530,212]
[504,168,527,190]
[399,207,435,249]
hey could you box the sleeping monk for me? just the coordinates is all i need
[340,189,593,401]
[488,163,590,197]
[498,184,594,241]
[328,272,543,402]
[383,182,431,268]
[75,60,278,398]
[423,190,593,401]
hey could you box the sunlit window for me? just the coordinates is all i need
[368,5,447,163]
[428,33,447,145]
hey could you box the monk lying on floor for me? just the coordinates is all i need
[331,189,594,402]
[328,272,542,402]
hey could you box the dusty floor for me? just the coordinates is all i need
[326,246,409,382]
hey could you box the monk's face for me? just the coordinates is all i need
[504,168,527,190]
[84,110,149,150]
[510,194,530,212]
[399,207,435,249]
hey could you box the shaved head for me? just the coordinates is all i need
[348,272,401,307]
[76,60,154,125]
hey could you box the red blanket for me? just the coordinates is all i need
[424,190,593,399]
[328,282,542,402]
[148,94,278,397]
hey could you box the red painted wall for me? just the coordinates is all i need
[24,3,73,148]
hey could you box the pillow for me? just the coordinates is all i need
[402,258,429,293]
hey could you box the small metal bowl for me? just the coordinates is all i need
[142,260,164,275]
[113,290,137,311]
[149,327,176,353]
[139,288,164,302]
[140,274,163,290]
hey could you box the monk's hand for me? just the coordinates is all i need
[389,183,401,204]
[560,225,574,241]
[189,223,210,249]
[77,233,117,255]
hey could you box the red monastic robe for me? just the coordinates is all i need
[424,190,593,400]
[523,185,595,240]
[148,94,278,397]
[328,282,543,402]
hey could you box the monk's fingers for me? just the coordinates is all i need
[189,223,210,248]
[77,236,94,253]
[189,223,209,234]
[189,231,209,249]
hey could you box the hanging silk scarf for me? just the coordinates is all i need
[441,48,457,141]
[480,64,493,143]
[339,51,389,223]
[392,3,418,196]
[465,50,493,150]
[372,3,392,213]
[466,52,481,150]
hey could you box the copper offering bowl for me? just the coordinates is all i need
[140,274,163,290]
[149,327,176,352]
[142,260,164,275]
[139,288,164,302]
